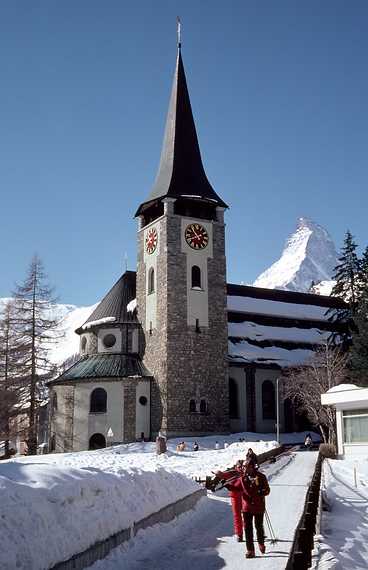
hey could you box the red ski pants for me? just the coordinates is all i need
[230,494,243,536]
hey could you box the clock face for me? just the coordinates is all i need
[145,227,158,254]
[185,223,209,250]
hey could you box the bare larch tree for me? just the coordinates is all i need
[281,343,349,445]
[13,255,63,455]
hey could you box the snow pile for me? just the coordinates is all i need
[127,298,137,313]
[0,431,319,569]
[0,458,196,570]
[326,383,361,394]
[254,218,338,292]
[0,434,281,570]
[315,457,368,569]
[82,316,116,330]
[311,280,336,296]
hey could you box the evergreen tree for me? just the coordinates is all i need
[13,256,62,455]
[331,230,361,309]
[350,245,368,384]
[329,231,361,344]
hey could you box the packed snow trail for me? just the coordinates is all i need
[90,451,318,569]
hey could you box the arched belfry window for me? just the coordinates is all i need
[229,378,239,419]
[191,266,201,289]
[262,380,276,420]
[90,388,107,414]
[148,267,155,294]
[189,399,196,413]
[200,399,207,413]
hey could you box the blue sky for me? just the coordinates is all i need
[0,0,367,305]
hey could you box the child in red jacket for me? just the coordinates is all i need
[215,461,245,541]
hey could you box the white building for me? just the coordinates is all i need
[321,384,368,457]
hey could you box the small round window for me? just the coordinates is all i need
[139,396,148,406]
[103,333,116,348]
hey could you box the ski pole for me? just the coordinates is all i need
[265,509,278,544]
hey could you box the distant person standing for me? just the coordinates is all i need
[215,441,220,450]
[246,448,258,466]
[193,441,199,452]
[304,434,313,450]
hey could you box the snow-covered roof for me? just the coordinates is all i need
[321,385,368,408]
[227,283,346,368]
[326,384,361,394]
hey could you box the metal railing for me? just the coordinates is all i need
[286,452,323,569]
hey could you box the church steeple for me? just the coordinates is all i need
[135,43,227,217]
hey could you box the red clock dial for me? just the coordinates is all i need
[185,223,209,250]
[145,227,158,254]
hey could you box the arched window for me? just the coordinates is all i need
[200,399,207,413]
[81,336,87,352]
[229,378,239,419]
[88,433,106,450]
[191,266,201,289]
[189,399,196,413]
[52,392,58,412]
[148,267,155,294]
[90,388,107,414]
[262,380,276,420]
[50,434,56,452]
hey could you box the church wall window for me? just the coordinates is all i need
[52,391,58,412]
[229,378,239,419]
[200,399,208,414]
[191,265,201,289]
[89,433,106,450]
[262,380,276,420]
[81,336,87,352]
[132,328,139,353]
[189,399,196,413]
[90,388,107,414]
[148,267,155,294]
[50,434,56,452]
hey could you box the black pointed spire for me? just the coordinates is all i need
[135,45,227,217]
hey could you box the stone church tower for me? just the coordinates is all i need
[135,44,230,437]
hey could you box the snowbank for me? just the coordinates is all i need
[0,431,314,569]
[0,461,196,570]
[314,457,368,569]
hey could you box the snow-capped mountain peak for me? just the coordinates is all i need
[253,217,338,292]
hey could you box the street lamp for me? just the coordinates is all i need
[276,378,280,446]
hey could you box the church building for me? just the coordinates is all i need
[48,43,345,452]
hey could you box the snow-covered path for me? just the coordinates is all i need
[90,451,318,569]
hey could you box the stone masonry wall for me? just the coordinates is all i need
[137,212,229,437]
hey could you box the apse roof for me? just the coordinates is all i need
[76,271,137,333]
[50,354,152,383]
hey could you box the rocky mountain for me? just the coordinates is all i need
[253,217,338,293]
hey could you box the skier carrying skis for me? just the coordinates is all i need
[227,458,270,558]
[246,448,259,467]
[214,460,245,542]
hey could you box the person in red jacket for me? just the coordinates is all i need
[239,458,270,558]
[215,461,245,541]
